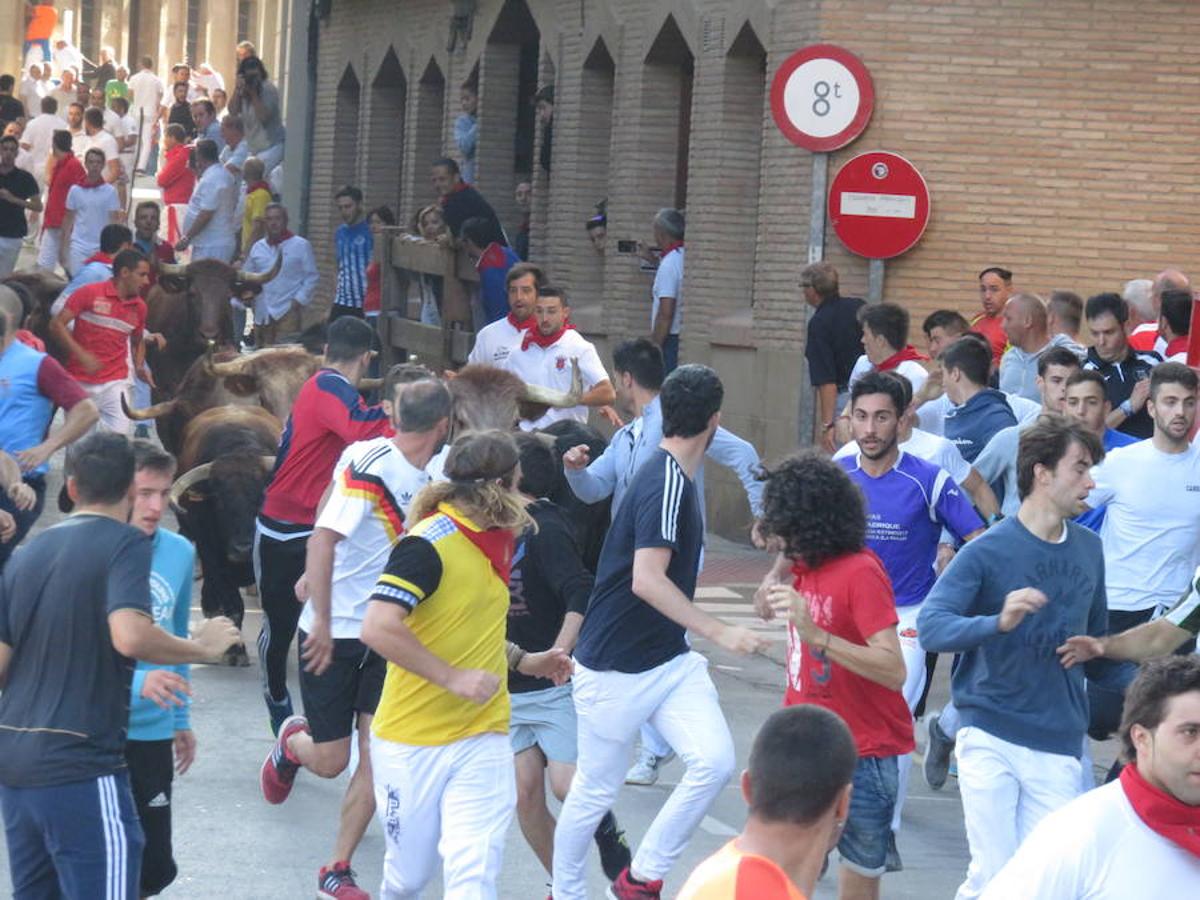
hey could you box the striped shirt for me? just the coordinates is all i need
[1163,569,1200,636]
[334,219,373,309]
[575,449,703,673]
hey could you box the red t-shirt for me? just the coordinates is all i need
[970,312,1007,365]
[783,550,915,758]
[63,281,147,384]
[364,260,381,315]
[43,154,85,229]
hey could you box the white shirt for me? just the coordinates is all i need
[118,113,138,169]
[468,315,527,366]
[192,68,225,96]
[77,129,120,169]
[100,107,125,139]
[1087,440,1200,612]
[53,44,84,75]
[917,390,1040,435]
[501,328,610,430]
[981,780,1200,899]
[127,70,165,114]
[245,235,320,324]
[64,183,120,257]
[21,112,67,174]
[651,245,684,335]
[19,76,40,114]
[184,163,238,253]
[300,437,437,638]
[835,427,972,486]
[846,353,930,398]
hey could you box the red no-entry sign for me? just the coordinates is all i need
[770,44,874,152]
[828,152,930,259]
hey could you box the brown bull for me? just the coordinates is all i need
[148,253,282,398]
[169,405,281,640]
[3,271,69,358]
[124,344,321,455]
[448,361,583,434]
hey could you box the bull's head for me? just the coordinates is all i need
[170,455,277,563]
[448,361,584,435]
[157,251,283,342]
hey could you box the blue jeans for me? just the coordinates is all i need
[662,334,680,374]
[1,771,145,899]
[839,755,899,877]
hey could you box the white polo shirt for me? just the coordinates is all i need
[20,112,67,178]
[467,314,528,367]
[651,245,684,335]
[245,234,320,324]
[184,162,238,258]
[501,328,609,430]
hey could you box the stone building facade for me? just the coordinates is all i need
[291,0,1200,536]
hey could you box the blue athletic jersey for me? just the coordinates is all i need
[334,219,373,309]
[838,451,983,607]
[575,449,702,673]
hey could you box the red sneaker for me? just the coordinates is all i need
[259,714,309,804]
[606,867,663,900]
[317,861,370,899]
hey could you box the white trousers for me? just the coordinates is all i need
[36,227,62,272]
[84,380,132,435]
[552,651,735,900]
[893,602,925,832]
[954,726,1082,900]
[371,731,515,900]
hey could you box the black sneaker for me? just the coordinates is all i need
[594,811,632,881]
[923,710,955,791]
[885,831,903,873]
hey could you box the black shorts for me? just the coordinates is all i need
[125,739,177,897]
[298,633,387,743]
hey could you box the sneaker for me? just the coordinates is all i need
[606,867,663,900]
[223,642,251,667]
[260,714,308,804]
[594,811,632,881]
[885,831,903,873]
[266,692,294,736]
[317,861,369,900]
[624,749,674,786]
[923,710,955,791]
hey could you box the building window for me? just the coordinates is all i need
[186,0,201,65]
[237,0,257,45]
[78,0,97,63]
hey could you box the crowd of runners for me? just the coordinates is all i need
[0,259,1199,900]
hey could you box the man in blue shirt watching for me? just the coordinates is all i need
[330,185,372,321]
[919,415,1109,899]
[125,440,197,898]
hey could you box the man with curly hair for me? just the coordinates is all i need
[758,450,912,900]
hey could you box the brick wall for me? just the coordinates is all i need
[300,0,1200,533]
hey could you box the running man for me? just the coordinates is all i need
[124,441,198,898]
[506,433,631,880]
[0,432,239,900]
[553,365,765,900]
[255,316,390,734]
[759,451,912,900]
[919,415,1109,899]
[260,371,451,900]
[361,430,570,898]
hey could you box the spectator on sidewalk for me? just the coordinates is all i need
[801,261,864,452]
[454,83,477,184]
[219,114,248,180]
[191,98,222,146]
[650,208,685,374]
[514,178,532,261]
[330,185,371,321]
[0,135,41,277]
[230,56,285,173]
[246,203,318,346]
[23,3,57,65]
[164,81,195,140]
[176,139,238,263]
[431,157,504,245]
[239,157,272,256]
[364,205,396,324]
[90,46,116,92]
[462,215,520,326]
[155,123,194,244]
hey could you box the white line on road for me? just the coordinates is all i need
[699,815,740,837]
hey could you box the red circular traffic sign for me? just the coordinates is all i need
[828,151,930,259]
[770,44,874,152]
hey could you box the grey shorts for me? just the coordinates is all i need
[509,683,577,763]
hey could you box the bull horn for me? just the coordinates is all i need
[521,358,583,408]
[203,344,247,377]
[169,463,214,510]
[121,393,177,421]
[358,377,384,390]
[156,259,188,278]
[261,455,277,471]
[236,249,283,286]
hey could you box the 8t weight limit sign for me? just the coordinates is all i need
[770,44,874,152]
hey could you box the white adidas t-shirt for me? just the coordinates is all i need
[467,315,526,367]
[835,427,971,486]
[300,437,438,639]
[981,780,1200,899]
[502,329,610,431]
[1088,440,1200,612]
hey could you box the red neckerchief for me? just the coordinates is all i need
[267,229,294,247]
[438,181,471,206]
[246,180,271,196]
[877,345,928,372]
[1120,763,1200,857]
[507,312,534,331]
[78,177,106,189]
[1165,335,1189,358]
[83,252,112,266]
[434,502,515,583]
[15,330,45,352]
[522,323,575,351]
[661,240,684,256]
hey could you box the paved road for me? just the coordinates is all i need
[0,449,1122,898]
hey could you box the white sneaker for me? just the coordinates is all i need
[624,748,675,785]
